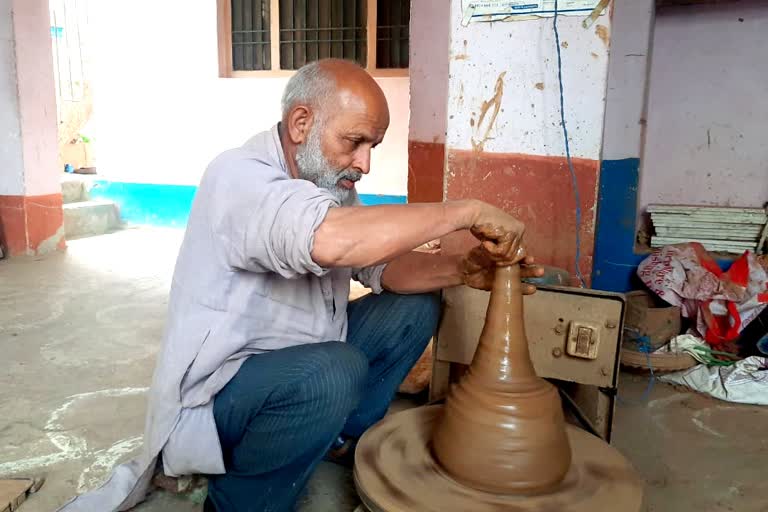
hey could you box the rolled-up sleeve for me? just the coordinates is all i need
[209,152,340,278]
[352,264,387,294]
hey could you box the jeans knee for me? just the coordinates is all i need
[416,292,441,323]
[301,342,368,421]
[322,341,369,386]
[400,292,441,339]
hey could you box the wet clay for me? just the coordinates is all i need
[431,264,571,495]
[354,406,643,512]
[353,263,642,511]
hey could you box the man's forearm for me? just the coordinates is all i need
[312,200,478,269]
[381,252,464,294]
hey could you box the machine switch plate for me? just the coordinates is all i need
[566,321,601,359]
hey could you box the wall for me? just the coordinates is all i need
[440,1,612,284]
[592,0,767,292]
[90,0,409,203]
[407,0,450,203]
[639,0,768,212]
[0,0,64,256]
[51,0,96,171]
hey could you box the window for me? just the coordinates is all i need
[217,0,410,77]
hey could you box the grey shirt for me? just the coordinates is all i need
[57,125,386,511]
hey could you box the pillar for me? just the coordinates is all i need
[407,0,450,204]
[434,1,613,285]
[0,0,64,256]
[592,0,655,291]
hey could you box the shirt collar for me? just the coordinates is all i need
[271,123,288,176]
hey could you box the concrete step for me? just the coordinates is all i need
[61,175,95,204]
[63,200,121,238]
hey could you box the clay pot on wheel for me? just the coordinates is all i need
[431,265,571,495]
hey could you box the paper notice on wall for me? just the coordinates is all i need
[461,1,605,25]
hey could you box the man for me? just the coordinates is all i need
[58,59,540,512]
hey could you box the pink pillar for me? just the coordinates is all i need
[407,0,450,204]
[0,0,64,256]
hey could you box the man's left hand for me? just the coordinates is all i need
[461,245,543,292]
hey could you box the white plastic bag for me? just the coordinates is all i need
[659,356,768,405]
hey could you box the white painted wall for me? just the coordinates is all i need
[446,1,611,159]
[0,0,25,196]
[91,0,409,197]
[639,1,768,209]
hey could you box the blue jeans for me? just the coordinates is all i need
[205,291,440,512]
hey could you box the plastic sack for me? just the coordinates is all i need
[637,243,768,346]
[658,356,768,405]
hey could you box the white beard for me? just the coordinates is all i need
[295,124,361,204]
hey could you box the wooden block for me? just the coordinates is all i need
[429,355,452,402]
[0,479,33,512]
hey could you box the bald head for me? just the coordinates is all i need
[280,59,390,202]
[281,59,388,124]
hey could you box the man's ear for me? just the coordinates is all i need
[286,105,315,145]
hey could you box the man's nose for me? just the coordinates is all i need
[354,149,371,175]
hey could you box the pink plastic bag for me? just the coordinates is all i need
[637,243,768,346]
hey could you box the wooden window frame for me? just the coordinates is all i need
[217,0,409,78]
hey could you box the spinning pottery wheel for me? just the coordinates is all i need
[354,265,643,512]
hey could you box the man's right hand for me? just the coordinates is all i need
[467,200,527,264]
[461,245,542,292]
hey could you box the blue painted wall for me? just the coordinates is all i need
[90,180,407,228]
[90,181,197,228]
[357,194,408,206]
[591,159,645,292]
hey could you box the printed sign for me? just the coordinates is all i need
[461,0,603,24]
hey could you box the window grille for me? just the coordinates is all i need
[376,0,409,69]
[224,0,410,74]
[231,0,271,71]
[280,0,367,70]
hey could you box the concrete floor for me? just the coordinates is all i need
[1,228,767,512]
